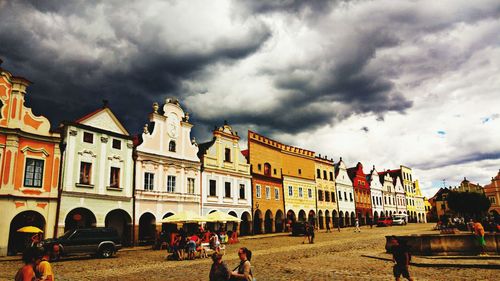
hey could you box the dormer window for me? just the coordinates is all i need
[224,148,231,162]
[264,163,271,176]
[169,140,176,152]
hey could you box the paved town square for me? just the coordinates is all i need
[1,224,498,281]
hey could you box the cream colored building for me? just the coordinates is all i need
[134,98,200,244]
[414,180,427,223]
[315,155,337,230]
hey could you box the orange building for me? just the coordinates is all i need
[0,61,61,256]
[484,170,500,217]
[246,131,285,234]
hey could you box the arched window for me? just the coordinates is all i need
[169,140,176,152]
[264,163,271,176]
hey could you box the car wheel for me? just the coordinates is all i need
[100,246,114,258]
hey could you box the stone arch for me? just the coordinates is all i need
[65,207,97,232]
[308,210,316,226]
[227,211,238,232]
[345,212,350,227]
[138,212,156,245]
[253,209,263,234]
[298,210,306,222]
[105,209,132,246]
[374,211,379,224]
[350,212,356,227]
[240,211,252,236]
[325,210,331,229]
[333,210,340,228]
[286,210,296,232]
[264,209,274,233]
[318,210,324,229]
[161,212,177,233]
[275,210,284,232]
[8,211,45,255]
[365,211,371,225]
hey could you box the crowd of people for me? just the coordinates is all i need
[14,247,54,281]
[157,226,240,261]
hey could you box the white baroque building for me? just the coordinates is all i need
[368,166,384,222]
[134,98,201,244]
[334,158,356,227]
[198,122,252,234]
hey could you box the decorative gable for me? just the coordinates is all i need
[78,108,129,136]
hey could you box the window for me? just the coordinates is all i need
[24,158,44,187]
[83,132,93,143]
[187,178,195,194]
[318,190,323,201]
[258,164,262,171]
[79,162,92,185]
[110,167,120,188]
[265,186,271,199]
[112,139,121,149]
[224,148,231,162]
[209,180,217,196]
[349,192,353,202]
[338,191,342,200]
[298,169,302,175]
[331,191,335,202]
[167,175,176,193]
[273,169,277,175]
[329,172,333,181]
[288,186,293,196]
[274,188,279,200]
[144,172,154,191]
[372,196,376,206]
[489,196,496,204]
[169,140,176,152]
[344,192,347,201]
[384,197,387,205]
[256,185,261,198]
[325,191,330,202]
[308,188,312,198]
[323,170,327,180]
[225,182,231,198]
[298,187,303,197]
[239,184,245,199]
[264,163,271,176]
[316,169,321,178]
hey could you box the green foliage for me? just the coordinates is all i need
[446,191,491,216]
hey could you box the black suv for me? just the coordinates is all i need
[42,227,122,258]
[291,222,307,236]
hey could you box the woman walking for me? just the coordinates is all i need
[230,247,253,281]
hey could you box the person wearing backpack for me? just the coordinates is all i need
[230,247,253,281]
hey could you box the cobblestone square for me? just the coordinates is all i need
[1,224,498,280]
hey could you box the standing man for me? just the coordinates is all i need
[390,237,413,281]
[309,222,315,244]
[354,218,361,233]
[302,222,311,244]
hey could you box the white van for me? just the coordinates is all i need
[392,214,407,225]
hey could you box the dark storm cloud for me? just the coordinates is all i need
[410,151,500,170]
[235,0,336,15]
[0,0,271,133]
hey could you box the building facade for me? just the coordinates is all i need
[0,65,61,256]
[335,158,356,227]
[314,155,337,230]
[401,166,417,222]
[393,175,407,215]
[414,180,427,223]
[457,177,483,193]
[247,131,285,234]
[348,162,372,225]
[368,166,384,222]
[379,171,397,218]
[484,170,500,217]
[281,144,316,226]
[198,122,252,235]
[57,105,134,245]
[134,99,201,244]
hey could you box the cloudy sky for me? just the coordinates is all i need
[1,0,499,197]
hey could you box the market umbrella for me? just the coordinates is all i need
[17,226,43,233]
[160,211,205,223]
[205,211,241,223]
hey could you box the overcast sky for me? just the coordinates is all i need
[1,0,499,197]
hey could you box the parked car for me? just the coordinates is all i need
[42,227,122,259]
[377,217,393,227]
[291,222,307,236]
[392,214,408,226]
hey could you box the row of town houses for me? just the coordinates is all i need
[0,63,427,256]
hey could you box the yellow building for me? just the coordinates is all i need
[456,177,483,193]
[414,180,427,223]
[401,165,417,222]
[281,144,316,224]
[424,197,432,222]
[314,155,337,230]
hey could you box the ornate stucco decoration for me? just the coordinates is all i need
[21,146,50,157]
[77,149,97,158]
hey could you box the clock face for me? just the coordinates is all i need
[167,113,179,138]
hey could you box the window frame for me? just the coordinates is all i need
[23,158,44,188]
[225,182,231,198]
[144,172,154,191]
[265,186,271,199]
[167,175,176,193]
[79,161,92,185]
[83,132,93,144]
[112,139,121,150]
[209,179,217,196]
[256,184,261,198]
[109,167,120,188]
[187,177,195,194]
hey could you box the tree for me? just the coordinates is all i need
[446,191,491,218]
